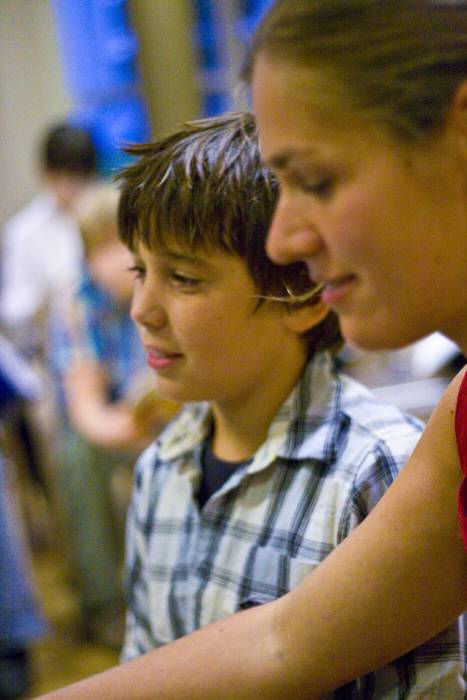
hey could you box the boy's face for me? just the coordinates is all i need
[129,241,306,409]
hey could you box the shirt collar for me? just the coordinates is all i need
[157,352,343,473]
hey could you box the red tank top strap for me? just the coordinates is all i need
[455,369,467,550]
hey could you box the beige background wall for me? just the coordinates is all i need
[0,0,71,222]
[130,0,200,138]
[0,0,201,225]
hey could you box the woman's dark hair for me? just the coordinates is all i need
[244,0,467,141]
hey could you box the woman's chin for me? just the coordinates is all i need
[339,317,417,353]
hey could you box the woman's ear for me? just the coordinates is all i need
[283,300,330,334]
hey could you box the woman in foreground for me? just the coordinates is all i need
[37,1,466,697]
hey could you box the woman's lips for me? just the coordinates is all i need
[320,275,357,306]
[147,349,182,370]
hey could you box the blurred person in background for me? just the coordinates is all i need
[0,122,97,360]
[0,333,47,699]
[0,122,98,548]
[48,183,176,649]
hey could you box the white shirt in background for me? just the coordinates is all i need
[0,192,83,355]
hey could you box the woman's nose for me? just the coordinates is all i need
[266,194,323,265]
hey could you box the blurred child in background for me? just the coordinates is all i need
[49,183,176,649]
[0,122,97,360]
[0,122,99,557]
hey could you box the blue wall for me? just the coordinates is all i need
[191,0,274,116]
[50,0,151,175]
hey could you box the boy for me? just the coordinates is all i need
[115,113,464,696]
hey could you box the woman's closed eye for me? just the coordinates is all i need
[291,171,335,198]
[301,178,334,198]
[281,164,337,200]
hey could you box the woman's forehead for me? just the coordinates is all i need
[253,57,384,168]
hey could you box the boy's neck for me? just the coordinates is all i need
[210,349,308,462]
[209,417,267,462]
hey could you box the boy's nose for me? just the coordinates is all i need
[130,287,166,330]
[266,195,323,266]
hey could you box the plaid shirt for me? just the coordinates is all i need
[122,352,466,698]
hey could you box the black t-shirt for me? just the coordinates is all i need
[198,436,252,509]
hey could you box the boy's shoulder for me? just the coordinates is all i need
[288,353,423,465]
[135,401,211,469]
[300,352,423,433]
[336,370,424,439]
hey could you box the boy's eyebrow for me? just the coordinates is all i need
[159,248,215,269]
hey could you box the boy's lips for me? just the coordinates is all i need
[146,347,183,370]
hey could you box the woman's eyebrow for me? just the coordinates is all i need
[265,147,321,173]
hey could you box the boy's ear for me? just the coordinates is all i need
[283,300,330,334]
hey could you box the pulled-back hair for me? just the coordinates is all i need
[244,0,467,142]
[117,112,342,355]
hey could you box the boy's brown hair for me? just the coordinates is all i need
[117,111,341,355]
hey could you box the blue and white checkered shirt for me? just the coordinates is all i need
[122,352,466,698]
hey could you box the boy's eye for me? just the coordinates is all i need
[128,264,145,280]
[169,270,201,289]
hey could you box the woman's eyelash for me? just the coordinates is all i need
[301,178,334,197]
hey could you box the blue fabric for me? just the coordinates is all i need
[0,456,47,646]
[0,373,19,409]
[0,334,41,411]
[76,270,144,399]
[49,267,145,405]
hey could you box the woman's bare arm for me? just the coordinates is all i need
[36,368,467,699]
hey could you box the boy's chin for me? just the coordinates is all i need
[151,380,195,405]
